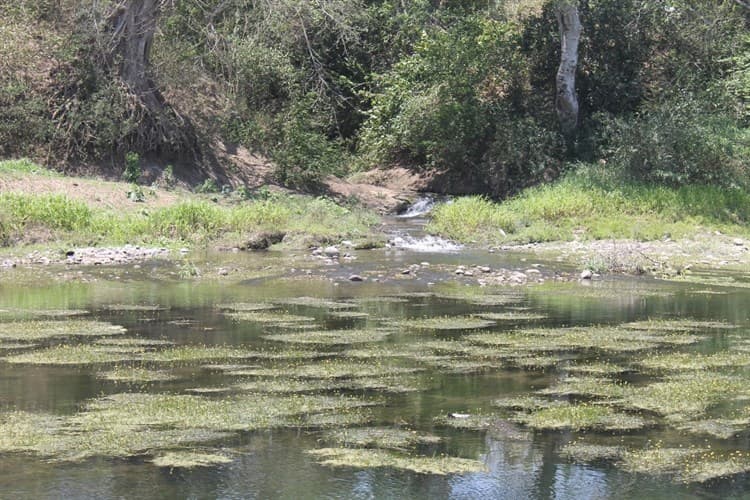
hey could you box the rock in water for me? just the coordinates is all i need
[324,246,340,258]
[580,269,593,280]
[243,231,286,250]
[348,275,364,282]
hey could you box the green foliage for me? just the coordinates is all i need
[122,152,141,184]
[195,179,219,194]
[597,95,750,188]
[429,165,750,244]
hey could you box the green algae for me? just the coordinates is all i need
[492,396,568,412]
[621,319,736,332]
[560,442,626,463]
[102,304,168,312]
[474,312,547,321]
[329,311,370,319]
[97,366,178,382]
[152,451,233,468]
[263,329,391,345]
[3,344,139,365]
[638,352,750,371]
[324,427,441,451]
[275,297,356,310]
[307,448,486,475]
[227,360,422,379]
[224,311,316,326]
[514,404,649,432]
[94,338,174,347]
[0,320,126,341]
[216,303,276,312]
[398,316,496,331]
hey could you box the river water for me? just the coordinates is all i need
[1,213,750,499]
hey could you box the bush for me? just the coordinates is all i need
[599,95,750,188]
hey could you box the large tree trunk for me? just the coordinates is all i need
[555,3,582,139]
[110,0,162,110]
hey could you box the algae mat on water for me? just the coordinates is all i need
[0,320,126,341]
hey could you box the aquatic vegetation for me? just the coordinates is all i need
[0,309,89,320]
[0,320,126,341]
[468,326,702,354]
[94,338,173,347]
[621,319,736,332]
[227,360,422,379]
[620,373,748,421]
[677,418,750,439]
[324,427,441,451]
[352,297,409,304]
[97,366,178,382]
[329,311,370,319]
[152,451,233,468]
[3,344,139,365]
[224,311,316,325]
[435,413,531,440]
[102,304,168,312]
[274,297,356,310]
[0,342,36,350]
[139,346,263,363]
[514,404,649,432]
[565,362,631,375]
[619,447,750,483]
[215,303,276,312]
[307,448,485,475]
[474,312,546,321]
[422,358,501,374]
[638,352,750,371]
[538,377,630,399]
[263,329,391,345]
[492,396,568,412]
[398,316,496,331]
[560,442,626,463]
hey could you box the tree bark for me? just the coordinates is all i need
[555,3,582,139]
[110,0,162,109]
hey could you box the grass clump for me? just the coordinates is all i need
[0,320,126,341]
[324,427,441,451]
[428,171,750,244]
[307,448,485,475]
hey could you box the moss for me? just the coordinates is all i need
[152,451,233,468]
[0,320,126,341]
[307,448,486,475]
[263,329,391,345]
[514,403,649,432]
[324,427,441,451]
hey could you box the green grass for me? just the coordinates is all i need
[0,160,378,247]
[428,164,750,243]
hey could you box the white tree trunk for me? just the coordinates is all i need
[555,3,582,138]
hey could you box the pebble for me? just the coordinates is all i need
[580,269,593,280]
[324,246,340,257]
[348,274,364,282]
[218,268,229,276]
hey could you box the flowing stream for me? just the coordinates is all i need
[1,209,750,499]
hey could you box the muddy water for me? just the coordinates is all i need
[1,218,750,499]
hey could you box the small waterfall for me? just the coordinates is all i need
[388,235,463,253]
[397,195,438,218]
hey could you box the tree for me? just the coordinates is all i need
[555,1,582,140]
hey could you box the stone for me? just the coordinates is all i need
[218,268,229,276]
[324,246,340,257]
[348,275,364,282]
[243,231,286,251]
[580,269,593,280]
